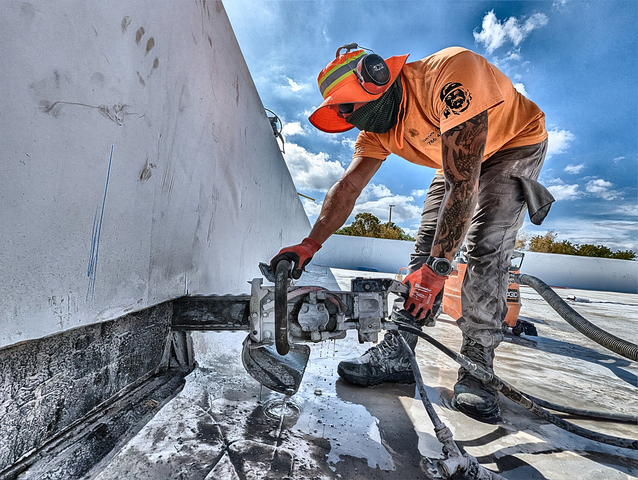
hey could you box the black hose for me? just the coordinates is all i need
[515,273,638,362]
[274,260,291,356]
[396,323,638,450]
[396,335,507,480]
[523,394,638,424]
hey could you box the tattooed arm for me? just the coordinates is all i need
[430,110,488,261]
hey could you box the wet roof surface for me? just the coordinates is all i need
[95,266,638,479]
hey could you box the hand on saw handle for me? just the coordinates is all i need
[270,237,322,279]
[403,264,448,321]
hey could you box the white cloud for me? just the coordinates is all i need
[546,127,575,158]
[504,49,523,62]
[363,183,393,199]
[536,219,637,252]
[585,178,612,193]
[547,184,581,201]
[342,138,356,150]
[585,178,620,200]
[281,121,305,137]
[612,156,626,164]
[340,183,423,223]
[513,83,527,96]
[564,164,585,174]
[283,143,345,192]
[411,189,427,197]
[614,204,638,217]
[302,198,323,219]
[546,177,564,185]
[474,10,549,54]
[301,183,424,226]
[287,77,303,92]
[352,196,422,223]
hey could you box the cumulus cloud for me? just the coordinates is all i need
[513,83,527,96]
[363,183,393,199]
[612,156,626,164]
[352,183,422,223]
[287,77,303,92]
[546,177,565,185]
[614,204,638,217]
[283,143,344,192]
[342,138,356,150]
[281,121,305,137]
[474,10,549,54]
[301,198,323,219]
[547,184,581,201]
[504,49,523,62]
[564,164,585,174]
[546,127,575,158]
[411,189,427,197]
[585,178,620,200]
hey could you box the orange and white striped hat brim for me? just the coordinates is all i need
[308,51,409,133]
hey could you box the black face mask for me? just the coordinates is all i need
[345,76,403,133]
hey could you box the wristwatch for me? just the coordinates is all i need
[425,256,453,277]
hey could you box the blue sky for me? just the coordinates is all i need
[224,0,637,252]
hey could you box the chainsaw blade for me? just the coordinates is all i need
[241,336,310,395]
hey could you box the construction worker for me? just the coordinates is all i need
[270,44,553,419]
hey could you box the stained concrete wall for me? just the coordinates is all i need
[0,303,173,473]
[0,0,310,350]
[313,235,638,294]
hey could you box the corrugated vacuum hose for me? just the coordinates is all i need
[514,273,638,362]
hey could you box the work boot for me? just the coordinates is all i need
[337,310,419,387]
[452,336,500,420]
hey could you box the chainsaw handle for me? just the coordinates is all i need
[274,260,291,356]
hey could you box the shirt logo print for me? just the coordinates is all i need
[440,82,472,119]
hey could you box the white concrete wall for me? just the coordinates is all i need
[0,0,310,349]
[313,235,638,294]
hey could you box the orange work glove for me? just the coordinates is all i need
[403,265,448,321]
[270,237,322,279]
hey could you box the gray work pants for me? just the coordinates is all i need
[407,140,548,349]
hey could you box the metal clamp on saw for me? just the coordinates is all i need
[240,261,407,395]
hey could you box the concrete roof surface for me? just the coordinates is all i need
[94,266,638,480]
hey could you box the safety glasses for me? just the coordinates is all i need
[334,102,366,119]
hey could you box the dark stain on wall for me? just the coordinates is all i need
[146,37,155,55]
[135,27,145,44]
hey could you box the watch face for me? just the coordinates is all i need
[433,259,452,276]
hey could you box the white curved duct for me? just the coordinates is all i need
[313,235,637,294]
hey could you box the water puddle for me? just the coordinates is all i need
[261,394,302,421]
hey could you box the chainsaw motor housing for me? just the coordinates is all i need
[248,277,404,346]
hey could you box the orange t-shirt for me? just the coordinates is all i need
[353,47,547,170]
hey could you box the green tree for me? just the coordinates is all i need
[515,230,529,250]
[551,240,577,255]
[335,213,415,241]
[348,212,381,237]
[575,244,613,258]
[527,230,635,260]
[610,250,637,260]
[528,231,558,253]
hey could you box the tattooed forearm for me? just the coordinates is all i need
[431,110,487,260]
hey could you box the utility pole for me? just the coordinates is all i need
[388,204,396,224]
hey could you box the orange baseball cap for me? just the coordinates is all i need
[308,46,409,133]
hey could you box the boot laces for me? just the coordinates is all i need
[364,332,402,364]
[462,339,493,370]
